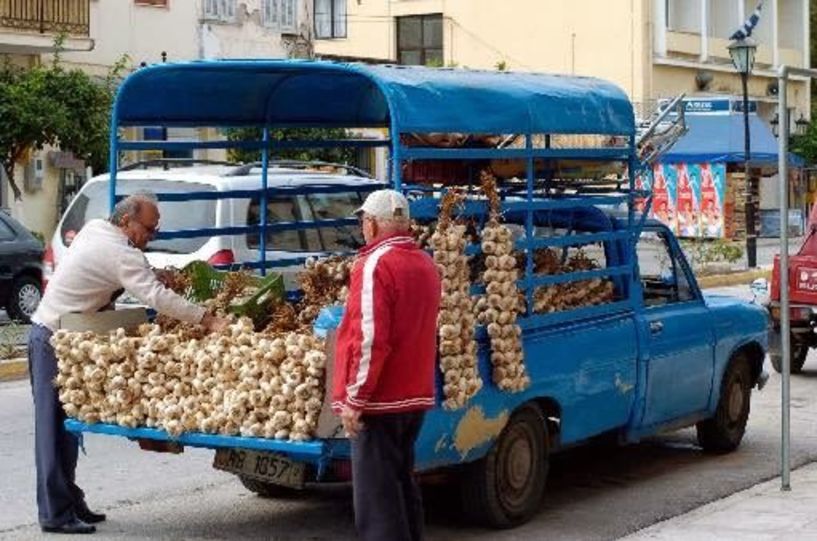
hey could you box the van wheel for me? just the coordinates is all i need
[460,405,548,528]
[238,476,300,499]
[770,341,808,374]
[7,275,41,323]
[696,355,751,454]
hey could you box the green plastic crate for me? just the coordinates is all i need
[182,261,285,325]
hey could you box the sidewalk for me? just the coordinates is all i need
[622,462,817,540]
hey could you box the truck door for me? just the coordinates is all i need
[636,229,715,427]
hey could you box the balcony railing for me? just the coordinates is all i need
[0,0,90,36]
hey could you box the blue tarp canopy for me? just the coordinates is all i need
[113,60,635,136]
[662,113,804,166]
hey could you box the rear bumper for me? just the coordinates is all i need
[64,419,350,466]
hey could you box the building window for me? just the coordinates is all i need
[204,0,236,22]
[397,14,442,66]
[263,0,298,32]
[315,0,347,39]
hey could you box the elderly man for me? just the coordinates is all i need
[29,193,228,534]
[332,189,441,541]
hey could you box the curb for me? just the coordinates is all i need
[0,358,27,382]
[697,268,772,289]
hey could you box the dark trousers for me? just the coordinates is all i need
[351,411,425,541]
[28,324,86,528]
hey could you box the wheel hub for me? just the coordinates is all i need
[18,284,40,316]
[505,437,533,490]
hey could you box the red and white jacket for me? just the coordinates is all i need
[332,233,441,415]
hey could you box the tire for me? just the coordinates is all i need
[238,475,301,499]
[460,405,549,528]
[770,342,808,374]
[7,275,41,323]
[696,355,752,454]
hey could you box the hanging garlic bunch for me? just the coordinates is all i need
[478,171,530,393]
[410,221,434,250]
[296,256,353,325]
[432,191,482,410]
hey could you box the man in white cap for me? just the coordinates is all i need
[332,189,441,541]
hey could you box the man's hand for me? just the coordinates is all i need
[154,268,174,288]
[340,405,364,439]
[201,313,230,334]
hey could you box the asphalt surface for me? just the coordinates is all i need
[1,285,814,540]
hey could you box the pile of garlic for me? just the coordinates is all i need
[297,256,353,325]
[530,248,615,314]
[479,219,530,393]
[432,221,482,410]
[52,318,326,442]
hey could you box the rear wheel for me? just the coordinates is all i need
[238,475,301,499]
[460,405,548,528]
[7,275,41,323]
[770,340,808,374]
[696,355,752,454]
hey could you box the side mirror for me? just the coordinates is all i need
[750,278,770,304]
[750,278,769,294]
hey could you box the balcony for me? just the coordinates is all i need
[0,0,93,54]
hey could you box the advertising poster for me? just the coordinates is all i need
[699,163,726,238]
[675,163,700,237]
[634,168,652,215]
[652,163,677,234]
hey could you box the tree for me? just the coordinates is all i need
[225,127,357,166]
[0,43,127,200]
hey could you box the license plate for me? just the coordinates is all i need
[213,449,305,489]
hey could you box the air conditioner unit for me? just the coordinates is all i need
[23,156,45,193]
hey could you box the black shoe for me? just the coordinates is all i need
[41,518,96,534]
[76,508,106,524]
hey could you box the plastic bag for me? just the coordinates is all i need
[313,305,345,338]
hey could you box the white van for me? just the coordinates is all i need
[47,161,382,288]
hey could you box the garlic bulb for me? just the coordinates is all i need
[51,318,327,442]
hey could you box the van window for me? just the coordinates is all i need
[60,180,217,254]
[247,191,364,252]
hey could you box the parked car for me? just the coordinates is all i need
[0,210,45,322]
[48,160,383,291]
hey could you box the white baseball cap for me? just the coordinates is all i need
[355,189,411,220]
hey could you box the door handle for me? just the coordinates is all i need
[649,321,664,335]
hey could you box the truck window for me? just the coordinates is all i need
[247,196,320,252]
[636,231,696,306]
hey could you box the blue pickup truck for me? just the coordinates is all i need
[65,60,769,529]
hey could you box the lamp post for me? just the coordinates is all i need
[729,37,758,268]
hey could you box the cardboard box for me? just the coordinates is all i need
[58,308,148,333]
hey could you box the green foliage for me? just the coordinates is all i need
[225,127,357,165]
[791,119,817,166]
[29,230,45,246]
[680,239,744,273]
[0,39,127,200]
[495,60,508,71]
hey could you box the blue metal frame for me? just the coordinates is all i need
[80,60,669,470]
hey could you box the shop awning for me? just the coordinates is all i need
[661,113,804,166]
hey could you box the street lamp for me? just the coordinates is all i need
[771,113,780,138]
[729,37,758,268]
[795,113,809,137]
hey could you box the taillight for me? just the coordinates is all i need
[43,245,54,290]
[207,249,235,267]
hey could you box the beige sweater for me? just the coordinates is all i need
[33,219,205,331]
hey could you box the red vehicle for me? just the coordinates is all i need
[769,204,817,373]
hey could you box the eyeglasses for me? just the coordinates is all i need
[136,221,160,238]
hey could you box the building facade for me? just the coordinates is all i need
[1,0,314,238]
[314,0,810,125]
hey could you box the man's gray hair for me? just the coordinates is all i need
[109,191,158,226]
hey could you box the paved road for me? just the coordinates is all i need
[2,285,814,540]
